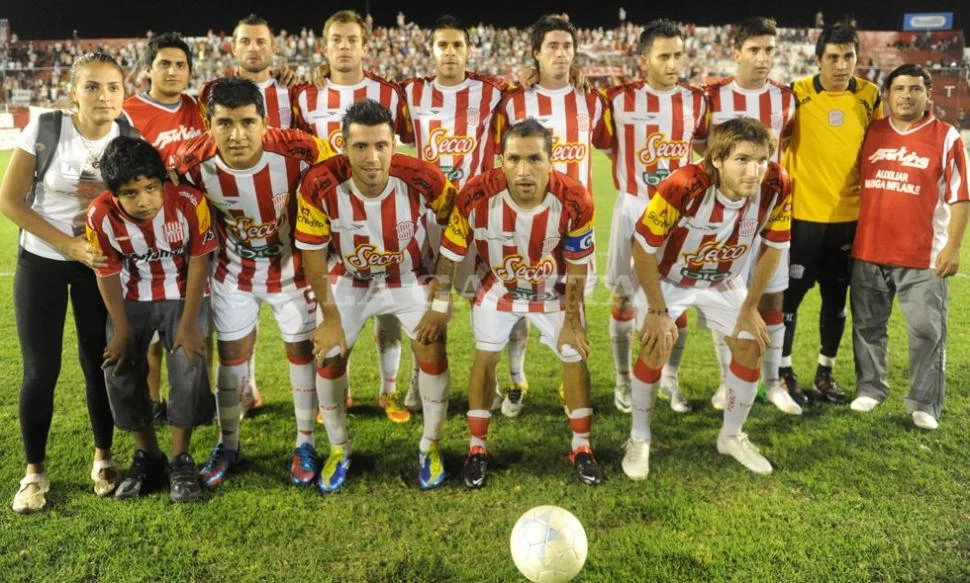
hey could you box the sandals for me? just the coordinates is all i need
[12,473,50,514]
[91,459,121,497]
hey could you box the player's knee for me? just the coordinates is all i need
[284,339,314,361]
[730,339,762,368]
[759,292,784,312]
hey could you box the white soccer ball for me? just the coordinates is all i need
[510,505,588,583]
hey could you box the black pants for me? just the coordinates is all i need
[782,220,857,362]
[14,249,114,464]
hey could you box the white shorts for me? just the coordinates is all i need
[211,278,317,343]
[605,193,649,297]
[738,238,789,294]
[633,278,754,340]
[321,278,429,357]
[472,305,583,363]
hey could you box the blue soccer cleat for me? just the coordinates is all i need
[317,446,351,493]
[199,443,240,488]
[290,443,319,486]
[418,443,447,490]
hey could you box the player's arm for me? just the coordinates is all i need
[96,273,132,373]
[415,201,471,344]
[171,252,210,364]
[937,202,969,277]
[631,192,680,357]
[556,260,589,360]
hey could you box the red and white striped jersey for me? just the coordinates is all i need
[441,168,595,313]
[123,93,206,166]
[602,81,706,198]
[696,78,796,162]
[293,72,412,152]
[401,72,507,189]
[85,183,217,301]
[634,163,791,288]
[496,85,611,192]
[200,76,296,129]
[294,153,456,287]
[854,115,970,270]
[172,129,332,293]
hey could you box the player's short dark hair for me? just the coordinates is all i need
[145,32,192,73]
[883,63,932,91]
[530,15,577,56]
[234,14,272,41]
[703,117,776,177]
[432,15,468,44]
[205,76,265,119]
[815,23,859,58]
[734,17,778,49]
[341,99,394,142]
[639,19,682,55]
[100,136,167,195]
[324,10,370,44]
[501,118,553,157]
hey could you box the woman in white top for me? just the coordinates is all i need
[0,53,126,513]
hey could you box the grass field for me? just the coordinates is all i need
[1,146,970,582]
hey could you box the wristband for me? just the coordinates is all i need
[430,298,450,314]
[647,307,668,316]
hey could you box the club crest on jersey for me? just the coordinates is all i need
[541,236,561,255]
[739,218,758,238]
[467,107,480,128]
[328,128,345,153]
[395,220,416,241]
[551,137,587,163]
[638,132,690,166]
[272,192,289,213]
[577,113,589,133]
[422,127,477,162]
[495,255,556,284]
[163,222,186,244]
[684,241,748,266]
[346,243,404,270]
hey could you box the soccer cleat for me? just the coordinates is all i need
[90,459,121,497]
[766,380,803,415]
[912,411,939,430]
[151,400,168,426]
[569,445,604,486]
[115,449,168,499]
[462,446,490,489]
[659,378,690,413]
[199,443,240,488]
[613,382,632,414]
[418,443,447,490]
[317,446,351,493]
[290,443,319,486]
[379,391,412,423]
[168,453,203,503]
[404,369,421,412]
[717,433,773,475]
[814,369,849,404]
[850,396,881,412]
[779,368,808,406]
[621,437,651,481]
[501,381,529,418]
[711,384,728,411]
[12,473,50,514]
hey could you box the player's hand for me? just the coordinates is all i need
[102,327,134,375]
[312,318,347,365]
[730,306,769,353]
[172,323,206,368]
[415,309,449,345]
[639,313,677,360]
[516,66,539,88]
[936,243,960,277]
[273,64,304,88]
[63,235,107,269]
[311,63,330,88]
[557,320,589,361]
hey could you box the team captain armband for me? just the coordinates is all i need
[439,205,472,262]
[562,220,595,263]
[634,193,682,253]
[294,189,332,250]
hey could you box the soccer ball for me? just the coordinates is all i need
[510,505,588,583]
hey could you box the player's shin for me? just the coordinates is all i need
[215,355,248,451]
[289,353,316,448]
[316,363,351,453]
[417,357,450,452]
[507,318,529,386]
[661,312,689,380]
[609,299,635,386]
[720,357,760,438]
[375,315,402,396]
[630,358,661,440]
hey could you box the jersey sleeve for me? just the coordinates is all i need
[633,171,694,253]
[84,197,124,278]
[562,184,595,264]
[294,166,334,251]
[591,91,613,151]
[180,187,218,257]
[760,166,792,249]
[943,131,970,205]
[693,86,713,142]
[396,93,415,145]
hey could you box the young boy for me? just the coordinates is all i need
[85,136,217,502]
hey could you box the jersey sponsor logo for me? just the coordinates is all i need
[646,207,673,230]
[395,220,416,241]
[234,241,283,259]
[153,125,203,151]
[163,222,186,244]
[494,254,556,284]
[345,243,404,270]
[297,206,327,231]
[867,147,930,170]
[551,137,588,163]
[227,214,287,243]
[328,128,345,153]
[683,241,749,266]
[129,248,179,262]
[739,218,758,238]
[679,267,732,283]
[638,132,690,166]
[422,127,476,162]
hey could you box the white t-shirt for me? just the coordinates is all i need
[16,113,120,260]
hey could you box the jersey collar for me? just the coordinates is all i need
[813,74,858,94]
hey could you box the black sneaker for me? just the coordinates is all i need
[169,453,203,503]
[152,400,168,426]
[569,446,604,486]
[779,368,808,406]
[814,369,849,404]
[115,449,166,499]
[462,446,489,489]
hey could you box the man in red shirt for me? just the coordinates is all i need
[849,64,969,430]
